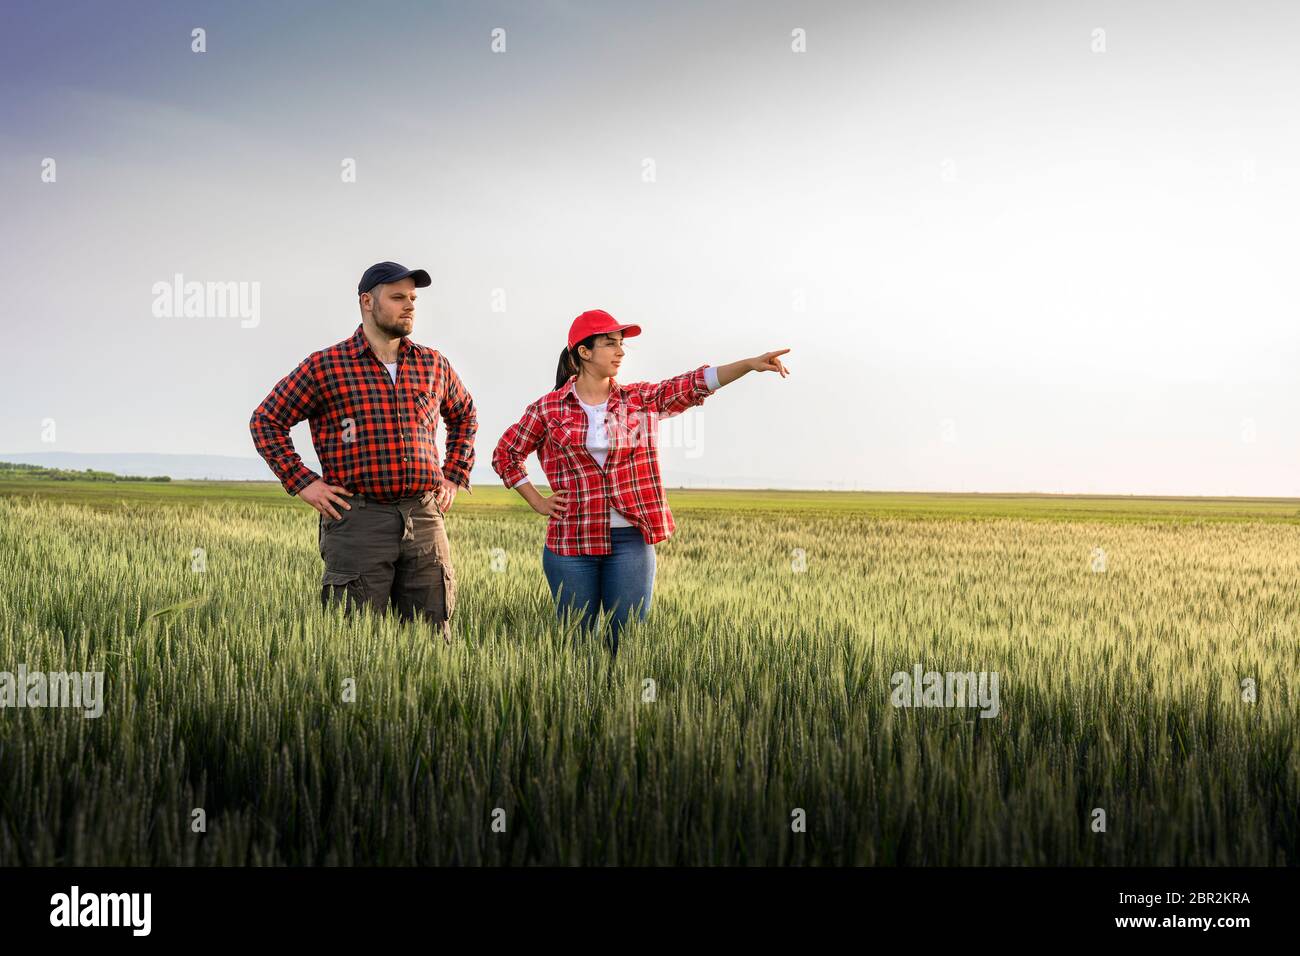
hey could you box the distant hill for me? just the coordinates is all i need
[0,452,283,482]
[0,460,171,482]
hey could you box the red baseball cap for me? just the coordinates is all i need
[567,309,642,349]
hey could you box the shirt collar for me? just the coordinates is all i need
[560,375,622,405]
[348,323,413,362]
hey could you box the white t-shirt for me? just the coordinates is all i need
[383,361,398,384]
[576,397,634,528]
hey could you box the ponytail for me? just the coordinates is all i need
[554,335,597,390]
[554,346,577,391]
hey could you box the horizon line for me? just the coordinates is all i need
[3,453,1295,502]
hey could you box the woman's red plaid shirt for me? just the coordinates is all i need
[492,366,713,555]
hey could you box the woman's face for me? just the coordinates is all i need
[579,332,626,378]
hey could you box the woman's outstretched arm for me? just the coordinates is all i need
[712,349,791,387]
[635,349,792,418]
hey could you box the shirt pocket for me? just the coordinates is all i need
[547,415,583,450]
[411,391,437,429]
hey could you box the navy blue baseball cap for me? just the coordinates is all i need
[357,261,432,296]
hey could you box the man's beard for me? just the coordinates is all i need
[371,308,412,337]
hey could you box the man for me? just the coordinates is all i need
[249,261,476,643]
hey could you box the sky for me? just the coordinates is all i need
[2,0,1297,495]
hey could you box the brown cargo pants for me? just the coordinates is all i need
[318,489,456,643]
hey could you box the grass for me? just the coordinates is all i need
[0,478,1296,864]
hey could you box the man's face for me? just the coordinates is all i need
[363,277,418,337]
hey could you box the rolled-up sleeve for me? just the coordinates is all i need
[630,364,713,418]
[492,401,546,488]
[438,354,477,490]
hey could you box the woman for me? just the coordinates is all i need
[492,308,790,653]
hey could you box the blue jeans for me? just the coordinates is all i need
[542,526,656,653]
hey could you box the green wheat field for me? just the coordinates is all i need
[0,478,1297,865]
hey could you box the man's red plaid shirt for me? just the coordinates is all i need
[492,366,713,555]
[250,325,477,501]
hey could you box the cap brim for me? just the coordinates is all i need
[615,323,642,338]
[359,269,433,295]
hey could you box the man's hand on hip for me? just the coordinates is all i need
[435,478,459,514]
[300,479,353,519]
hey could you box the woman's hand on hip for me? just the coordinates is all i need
[534,489,569,518]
